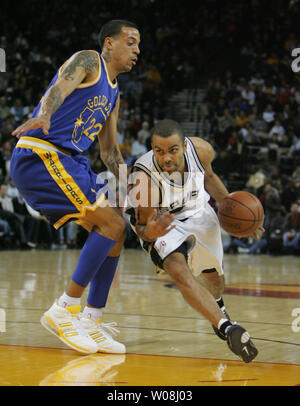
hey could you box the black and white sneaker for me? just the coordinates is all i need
[226,324,258,363]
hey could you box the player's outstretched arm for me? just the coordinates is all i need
[190,137,229,203]
[12,50,99,138]
[204,161,229,203]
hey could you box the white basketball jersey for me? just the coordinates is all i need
[133,137,210,220]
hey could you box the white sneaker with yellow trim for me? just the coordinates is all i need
[80,316,126,354]
[40,301,98,355]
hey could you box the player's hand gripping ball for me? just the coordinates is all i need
[218,191,264,238]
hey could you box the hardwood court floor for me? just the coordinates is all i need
[0,248,300,386]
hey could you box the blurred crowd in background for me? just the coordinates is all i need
[1,0,300,254]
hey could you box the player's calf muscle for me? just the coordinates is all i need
[201,273,225,298]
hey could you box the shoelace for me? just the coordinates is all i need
[78,313,120,338]
[99,321,120,337]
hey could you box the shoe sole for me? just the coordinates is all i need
[96,346,126,354]
[227,325,258,363]
[40,315,97,355]
[241,340,258,363]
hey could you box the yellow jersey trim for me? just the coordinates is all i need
[52,190,106,229]
[100,54,118,89]
[17,136,72,156]
[77,51,101,88]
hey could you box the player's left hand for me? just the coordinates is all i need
[11,115,51,138]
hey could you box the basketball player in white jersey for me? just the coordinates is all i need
[126,119,258,363]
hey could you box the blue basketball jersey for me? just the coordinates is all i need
[24,50,119,153]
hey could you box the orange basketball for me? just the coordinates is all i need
[217,191,264,238]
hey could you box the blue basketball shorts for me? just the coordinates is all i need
[10,136,109,229]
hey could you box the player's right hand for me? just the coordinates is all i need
[143,209,176,240]
[251,226,265,241]
[12,115,51,138]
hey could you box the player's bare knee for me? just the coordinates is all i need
[91,207,125,238]
[107,215,126,240]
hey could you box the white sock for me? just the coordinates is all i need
[218,318,232,335]
[82,306,103,321]
[58,292,81,308]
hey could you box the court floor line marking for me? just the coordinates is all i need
[2,321,300,347]
[1,311,295,328]
[197,378,258,383]
[0,343,300,368]
[121,326,300,347]
[3,317,294,329]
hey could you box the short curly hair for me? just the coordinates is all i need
[98,19,139,50]
[150,119,185,144]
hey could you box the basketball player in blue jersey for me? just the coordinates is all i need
[10,20,140,354]
[126,119,259,363]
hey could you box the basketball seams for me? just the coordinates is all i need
[243,191,264,221]
[218,213,262,223]
[224,197,256,220]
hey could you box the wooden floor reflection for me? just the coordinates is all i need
[0,249,300,386]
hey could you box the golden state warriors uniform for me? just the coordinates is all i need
[126,137,224,276]
[10,51,119,229]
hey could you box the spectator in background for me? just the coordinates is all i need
[212,150,232,181]
[263,80,277,96]
[119,130,135,167]
[263,183,284,214]
[0,147,7,182]
[249,72,265,88]
[146,64,162,85]
[131,133,148,160]
[235,110,250,128]
[0,183,32,248]
[6,178,19,199]
[246,165,266,193]
[0,218,12,248]
[281,179,299,213]
[269,119,286,140]
[10,98,30,123]
[0,96,12,121]
[282,202,300,254]
[263,104,275,126]
[124,73,143,108]
[12,194,41,247]
[241,85,256,106]
[291,167,300,195]
[137,121,150,145]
